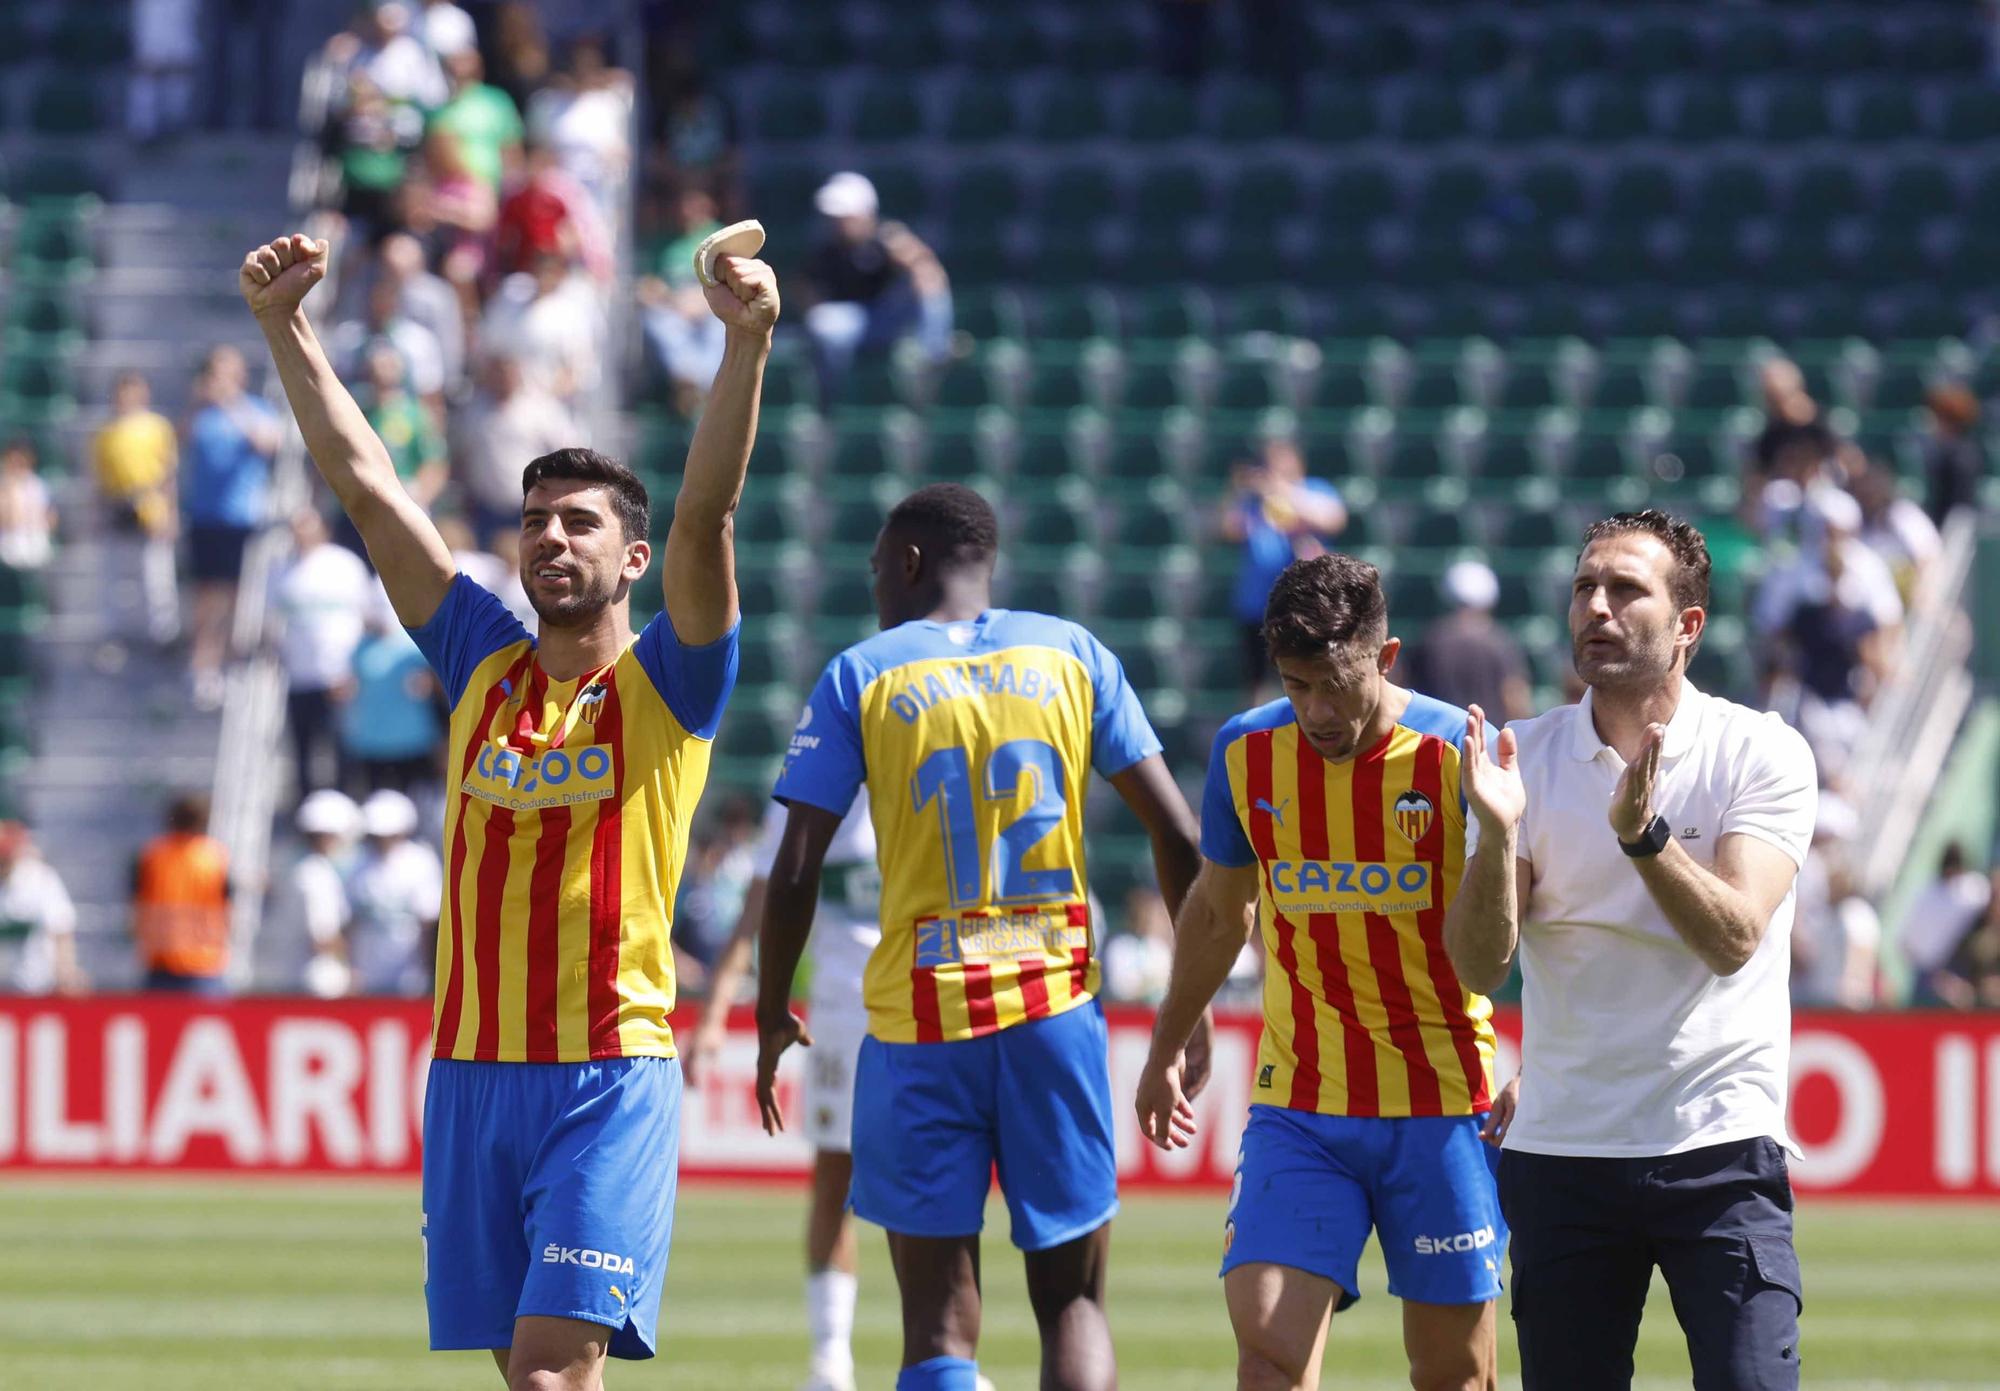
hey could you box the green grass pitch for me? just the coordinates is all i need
[2,1181,1996,1388]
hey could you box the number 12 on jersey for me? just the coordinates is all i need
[912,739,1076,908]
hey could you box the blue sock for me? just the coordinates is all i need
[896,1355,979,1391]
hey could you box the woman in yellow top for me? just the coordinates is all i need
[92,371,180,643]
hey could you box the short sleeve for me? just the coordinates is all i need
[772,657,868,816]
[1718,718,1818,868]
[751,800,788,879]
[1080,630,1164,777]
[632,609,740,740]
[1308,477,1343,508]
[1199,726,1256,867]
[405,574,531,707]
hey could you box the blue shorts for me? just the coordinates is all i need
[1222,1104,1504,1311]
[422,1057,680,1359]
[850,999,1116,1252]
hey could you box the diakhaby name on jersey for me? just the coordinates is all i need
[541,1243,638,1274]
[915,907,1089,967]
[1265,859,1433,916]
[886,658,1065,724]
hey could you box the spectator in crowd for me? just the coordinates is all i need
[378,232,467,395]
[473,525,537,628]
[637,184,729,408]
[333,74,429,231]
[330,1,447,110]
[482,251,603,403]
[451,351,579,538]
[1933,876,2000,1010]
[1219,435,1346,691]
[181,346,281,710]
[1922,383,1984,525]
[358,343,449,511]
[1755,488,1903,775]
[417,0,476,60]
[426,48,524,198]
[1847,450,1942,605]
[525,35,634,207]
[434,515,520,613]
[345,789,443,996]
[1790,797,1879,1009]
[423,127,502,283]
[0,438,57,572]
[292,788,360,998]
[672,797,762,976]
[338,593,445,797]
[488,1,554,115]
[0,820,85,995]
[1405,558,1533,725]
[132,793,231,995]
[1102,887,1176,1004]
[200,0,286,132]
[1899,842,1991,1006]
[801,171,954,399]
[129,0,200,143]
[1751,357,1821,473]
[495,142,613,280]
[93,371,181,643]
[329,276,447,413]
[273,508,374,798]
[655,65,737,197]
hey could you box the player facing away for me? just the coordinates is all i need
[753,484,1208,1391]
[239,232,779,1391]
[1135,553,1505,1391]
[681,790,881,1391]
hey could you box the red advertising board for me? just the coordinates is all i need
[3,997,1999,1198]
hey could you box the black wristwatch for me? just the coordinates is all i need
[1618,814,1672,858]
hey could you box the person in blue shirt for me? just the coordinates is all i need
[1221,437,1347,696]
[338,598,445,797]
[181,344,281,708]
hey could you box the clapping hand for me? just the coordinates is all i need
[1609,722,1665,842]
[1461,705,1526,835]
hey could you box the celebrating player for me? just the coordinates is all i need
[753,483,1206,1391]
[1135,553,1503,1391]
[680,790,880,1391]
[240,231,777,1390]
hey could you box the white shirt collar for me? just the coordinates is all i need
[1569,680,1706,764]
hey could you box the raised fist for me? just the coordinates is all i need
[702,255,781,336]
[240,233,331,320]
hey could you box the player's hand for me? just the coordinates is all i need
[680,1021,725,1090]
[1181,1008,1216,1101]
[1135,1049,1198,1151]
[1480,1074,1520,1147]
[240,233,331,320]
[702,255,780,337]
[1461,706,1526,835]
[753,1009,813,1135]
[1609,721,1665,842]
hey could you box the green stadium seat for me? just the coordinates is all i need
[1133,163,1209,227]
[1103,436,1176,489]
[1490,84,1562,142]
[1304,87,1377,142]
[1681,363,1747,411]
[1399,363,1462,412]
[769,8,846,66]
[1127,288,1215,341]
[929,357,994,411]
[1213,82,1287,142]
[849,82,924,142]
[942,79,1016,143]
[1013,498,1092,560]
[1788,161,1865,218]
[1119,78,1197,143]
[1588,364,1651,412]
[1530,19,1607,79]
[1497,368,1560,413]
[1803,18,1882,74]
[1880,162,1959,220]
[1847,83,1923,143]
[1619,20,1701,77]
[1514,161,1586,223]
[1713,18,1790,75]
[1602,161,1681,225]
[1567,436,1631,485]
[1501,506,1567,551]
[1113,493,1190,551]
[1689,160,1773,224]
[1024,362,1089,413]
[1899,19,1981,75]
[29,76,102,134]
[969,9,1046,67]
[1573,83,1649,143]
[1028,78,1109,142]
[1118,362,1184,413]
[1319,162,1397,225]
[1038,161,1120,233]
[1663,80,1741,143]
[1760,82,1831,142]
[1211,361,1280,414]
[1034,288,1119,341]
[1391,83,1468,143]
[48,12,129,66]
[943,163,1023,233]
[1937,84,2000,144]
[1412,162,1495,226]
[755,87,827,141]
[1058,9,1145,72]
[1330,18,1416,76]
[952,287,1025,343]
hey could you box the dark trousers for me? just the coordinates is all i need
[1500,1138,1803,1391]
[288,685,343,796]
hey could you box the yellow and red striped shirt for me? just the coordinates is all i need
[409,577,738,1062]
[1202,692,1496,1117]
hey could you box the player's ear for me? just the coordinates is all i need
[899,540,923,585]
[1378,636,1401,675]
[624,537,651,578]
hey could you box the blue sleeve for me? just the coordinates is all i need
[1199,725,1256,867]
[772,657,868,816]
[633,611,740,741]
[405,574,530,707]
[1080,629,1163,777]
[1309,478,1342,507]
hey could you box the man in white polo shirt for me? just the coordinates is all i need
[1444,509,1817,1390]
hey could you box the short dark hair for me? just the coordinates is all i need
[166,793,210,834]
[1578,509,1711,616]
[520,447,649,544]
[884,483,999,567]
[1262,553,1388,662]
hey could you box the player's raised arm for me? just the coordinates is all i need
[662,255,780,645]
[240,234,455,627]
[753,800,842,1134]
[1135,857,1259,1149]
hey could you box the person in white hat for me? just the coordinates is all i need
[1403,557,1532,726]
[294,788,361,997]
[804,171,953,397]
[346,789,444,996]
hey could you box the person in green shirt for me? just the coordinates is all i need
[425,48,523,195]
[359,343,448,510]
